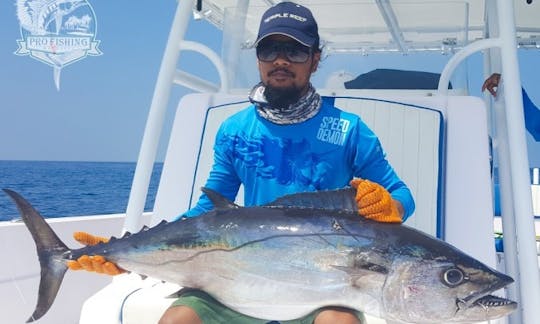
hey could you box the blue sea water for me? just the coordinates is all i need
[0,160,162,221]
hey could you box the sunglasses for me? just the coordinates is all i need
[256,42,312,63]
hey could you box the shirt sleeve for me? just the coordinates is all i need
[179,124,242,218]
[350,119,416,221]
[522,88,540,141]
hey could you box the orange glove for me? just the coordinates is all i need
[66,231,125,275]
[350,178,402,223]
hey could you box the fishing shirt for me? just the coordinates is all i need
[183,97,415,221]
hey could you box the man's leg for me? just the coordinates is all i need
[313,307,364,324]
[159,290,364,324]
[159,305,201,324]
[158,290,269,324]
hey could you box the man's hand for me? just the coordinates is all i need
[482,73,501,97]
[350,178,402,223]
[66,232,125,275]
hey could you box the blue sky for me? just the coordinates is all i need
[0,0,220,162]
[0,0,538,166]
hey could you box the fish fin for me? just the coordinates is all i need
[332,265,387,289]
[351,250,391,274]
[265,188,358,211]
[201,187,239,209]
[3,189,70,323]
[353,260,389,274]
[332,249,390,277]
[332,263,387,276]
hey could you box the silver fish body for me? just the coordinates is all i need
[4,188,516,323]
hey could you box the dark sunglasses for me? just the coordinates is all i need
[256,42,312,63]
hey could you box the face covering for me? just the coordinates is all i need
[248,82,321,125]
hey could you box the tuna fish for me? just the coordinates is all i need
[4,187,516,323]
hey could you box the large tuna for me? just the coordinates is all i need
[4,188,516,323]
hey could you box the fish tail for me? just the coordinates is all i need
[3,189,70,323]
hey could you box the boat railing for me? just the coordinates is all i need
[436,2,540,322]
[173,40,228,93]
[532,168,539,216]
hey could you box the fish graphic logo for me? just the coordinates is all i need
[15,0,102,90]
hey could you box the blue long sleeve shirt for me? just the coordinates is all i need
[523,88,540,141]
[183,97,415,220]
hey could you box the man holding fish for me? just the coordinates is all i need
[70,2,415,323]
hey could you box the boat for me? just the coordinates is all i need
[1,0,539,323]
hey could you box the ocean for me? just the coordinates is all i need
[0,160,162,221]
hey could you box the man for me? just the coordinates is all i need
[70,3,415,324]
[482,73,540,141]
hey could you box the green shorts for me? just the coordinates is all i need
[170,290,364,324]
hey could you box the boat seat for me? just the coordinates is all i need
[80,92,495,324]
[152,93,446,234]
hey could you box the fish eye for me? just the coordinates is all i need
[442,268,466,287]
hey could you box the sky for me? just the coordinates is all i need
[0,0,538,166]
[0,0,220,162]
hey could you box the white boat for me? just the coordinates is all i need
[1,1,539,323]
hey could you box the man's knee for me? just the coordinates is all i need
[158,305,202,324]
[314,307,362,324]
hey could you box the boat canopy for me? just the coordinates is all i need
[199,0,540,54]
[179,0,540,92]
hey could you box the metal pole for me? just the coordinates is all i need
[484,3,522,324]
[123,0,195,233]
[494,87,523,324]
[496,1,540,323]
[223,0,249,88]
[438,38,501,95]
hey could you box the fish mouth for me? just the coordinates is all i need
[457,275,517,315]
[456,293,517,321]
[472,294,517,309]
